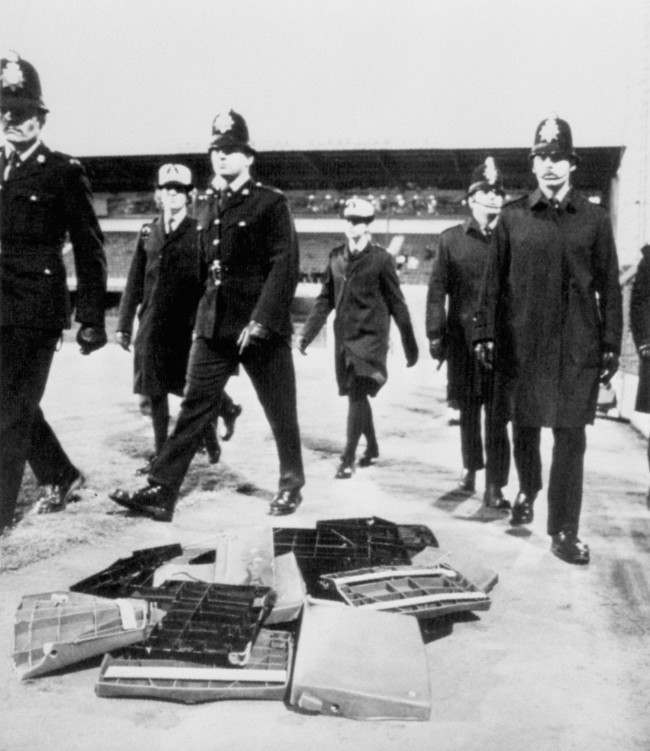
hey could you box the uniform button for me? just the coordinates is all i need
[30,194,38,201]
[44,268,51,275]
[213,219,220,225]
[212,239,219,246]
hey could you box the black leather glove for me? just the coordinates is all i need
[406,346,419,368]
[115,331,131,352]
[428,338,446,363]
[474,340,495,371]
[600,350,619,384]
[77,325,107,355]
[237,320,270,354]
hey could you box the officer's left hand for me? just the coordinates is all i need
[600,350,619,384]
[237,321,270,354]
[77,325,107,355]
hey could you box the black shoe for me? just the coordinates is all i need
[269,488,302,516]
[221,404,242,441]
[109,483,176,522]
[457,469,476,493]
[483,483,511,510]
[202,433,221,464]
[33,469,85,514]
[510,492,535,525]
[358,448,379,468]
[335,462,354,479]
[551,531,590,564]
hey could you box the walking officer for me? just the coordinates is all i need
[0,52,107,530]
[426,157,510,509]
[474,116,622,564]
[111,110,304,520]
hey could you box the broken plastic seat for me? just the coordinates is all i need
[289,601,431,720]
[70,544,183,598]
[96,629,293,703]
[319,564,491,619]
[14,592,150,680]
[315,517,439,554]
[272,517,421,595]
[149,529,305,624]
[121,581,275,666]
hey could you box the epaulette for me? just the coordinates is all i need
[503,194,527,209]
[253,181,283,195]
[197,188,216,202]
[51,150,82,168]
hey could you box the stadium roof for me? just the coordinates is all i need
[84,146,624,197]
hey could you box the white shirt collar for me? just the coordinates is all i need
[349,234,371,254]
[225,171,251,194]
[5,139,42,164]
[165,207,187,231]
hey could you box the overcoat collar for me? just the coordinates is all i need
[529,187,578,213]
[463,216,494,241]
[153,213,192,248]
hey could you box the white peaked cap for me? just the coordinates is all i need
[157,163,193,188]
[343,197,375,221]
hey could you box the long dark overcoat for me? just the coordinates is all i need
[426,218,493,404]
[630,245,650,413]
[301,242,418,396]
[117,215,203,396]
[474,188,622,427]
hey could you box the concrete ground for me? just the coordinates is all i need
[1,341,649,751]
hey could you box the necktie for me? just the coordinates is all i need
[219,188,232,213]
[4,151,19,180]
[167,218,175,235]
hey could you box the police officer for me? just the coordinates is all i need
[426,158,510,509]
[115,164,241,470]
[111,110,304,520]
[0,52,107,530]
[474,116,622,564]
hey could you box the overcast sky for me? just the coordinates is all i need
[2,0,644,155]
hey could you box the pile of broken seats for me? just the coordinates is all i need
[13,517,497,721]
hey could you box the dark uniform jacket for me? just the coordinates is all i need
[426,218,494,404]
[630,245,650,413]
[301,242,418,396]
[193,180,299,342]
[117,215,202,396]
[474,188,622,427]
[0,142,106,330]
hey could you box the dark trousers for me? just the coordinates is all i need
[459,396,510,488]
[513,425,586,536]
[151,336,304,494]
[0,326,76,528]
[341,377,378,465]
